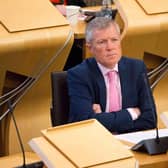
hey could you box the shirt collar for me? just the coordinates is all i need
[97,62,119,76]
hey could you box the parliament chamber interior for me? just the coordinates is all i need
[0,0,168,167]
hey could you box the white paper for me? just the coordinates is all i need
[115,128,168,144]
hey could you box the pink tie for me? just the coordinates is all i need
[107,71,120,112]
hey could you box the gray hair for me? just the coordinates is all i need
[85,17,120,43]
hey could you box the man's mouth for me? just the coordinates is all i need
[107,53,116,57]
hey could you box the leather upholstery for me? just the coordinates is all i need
[50,71,69,126]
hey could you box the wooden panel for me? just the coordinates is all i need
[0,152,41,168]
[114,0,168,59]
[0,0,74,156]
[0,0,69,32]
[136,0,168,15]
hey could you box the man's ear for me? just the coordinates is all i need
[86,42,91,50]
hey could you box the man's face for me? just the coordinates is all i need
[87,24,122,69]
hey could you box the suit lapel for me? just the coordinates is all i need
[88,58,107,111]
[96,71,106,112]
[118,57,128,108]
[88,57,130,111]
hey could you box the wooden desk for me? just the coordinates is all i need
[118,139,168,168]
[114,0,168,60]
[119,131,168,168]
[1,146,167,168]
[0,152,43,168]
[71,6,103,39]
[134,151,168,168]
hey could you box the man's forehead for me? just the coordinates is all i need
[92,28,120,39]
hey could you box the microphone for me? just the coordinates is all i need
[7,100,25,167]
[0,30,73,167]
[0,86,44,168]
[131,73,168,155]
[131,127,168,155]
[6,100,44,168]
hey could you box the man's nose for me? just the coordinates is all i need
[106,40,114,49]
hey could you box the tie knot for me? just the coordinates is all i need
[107,70,116,78]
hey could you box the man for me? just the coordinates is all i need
[67,17,156,133]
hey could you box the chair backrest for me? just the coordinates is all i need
[50,71,69,126]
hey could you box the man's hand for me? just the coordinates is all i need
[92,104,102,113]
[127,107,141,120]
[133,107,141,117]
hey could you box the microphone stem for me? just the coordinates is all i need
[156,127,160,144]
[8,100,26,168]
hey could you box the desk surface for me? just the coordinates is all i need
[0,148,168,168]
[71,6,102,39]
[136,0,168,15]
[134,151,168,168]
[120,138,168,168]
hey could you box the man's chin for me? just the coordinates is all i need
[104,62,116,69]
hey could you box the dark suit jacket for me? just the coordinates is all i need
[67,57,157,133]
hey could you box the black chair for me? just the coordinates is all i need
[50,71,69,126]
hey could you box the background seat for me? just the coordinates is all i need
[50,71,69,126]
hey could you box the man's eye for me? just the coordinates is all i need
[111,38,119,42]
[97,40,106,45]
